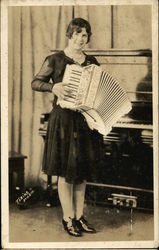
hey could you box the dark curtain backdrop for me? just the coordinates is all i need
[8,5,152,186]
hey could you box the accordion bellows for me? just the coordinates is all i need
[58,64,132,135]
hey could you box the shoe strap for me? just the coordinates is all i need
[67,218,73,229]
[79,216,87,224]
[66,218,80,235]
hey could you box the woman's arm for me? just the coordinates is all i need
[31,57,54,92]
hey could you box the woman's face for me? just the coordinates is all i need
[70,27,88,50]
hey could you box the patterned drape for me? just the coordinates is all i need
[8,5,151,185]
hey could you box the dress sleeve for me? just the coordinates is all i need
[31,57,54,92]
[92,56,100,66]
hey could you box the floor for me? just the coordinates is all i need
[9,201,154,243]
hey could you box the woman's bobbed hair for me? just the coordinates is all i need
[66,18,92,43]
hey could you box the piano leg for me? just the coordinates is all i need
[45,175,52,207]
[46,175,59,207]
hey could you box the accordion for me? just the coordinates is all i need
[58,64,132,135]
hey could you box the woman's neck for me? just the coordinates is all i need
[65,45,83,56]
[64,45,85,65]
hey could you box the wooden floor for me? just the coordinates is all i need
[9,201,154,245]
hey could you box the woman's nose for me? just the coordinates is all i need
[78,34,83,41]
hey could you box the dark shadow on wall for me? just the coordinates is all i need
[129,56,152,122]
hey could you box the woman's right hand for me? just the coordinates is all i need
[52,82,73,100]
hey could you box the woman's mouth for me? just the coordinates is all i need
[78,43,84,46]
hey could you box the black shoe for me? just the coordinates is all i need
[62,217,82,237]
[75,216,96,233]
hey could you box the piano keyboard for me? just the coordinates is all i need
[114,116,152,130]
[114,121,152,130]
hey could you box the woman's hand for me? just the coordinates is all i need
[52,82,74,100]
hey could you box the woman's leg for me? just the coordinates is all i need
[58,177,82,237]
[73,180,87,219]
[73,180,96,233]
[58,176,74,221]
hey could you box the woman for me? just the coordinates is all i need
[31,18,104,237]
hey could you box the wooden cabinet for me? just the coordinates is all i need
[9,151,27,201]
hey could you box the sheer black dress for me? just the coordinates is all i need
[31,51,105,184]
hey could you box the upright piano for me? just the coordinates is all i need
[39,49,153,211]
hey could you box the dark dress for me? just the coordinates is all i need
[32,51,105,184]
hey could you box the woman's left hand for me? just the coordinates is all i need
[52,82,74,100]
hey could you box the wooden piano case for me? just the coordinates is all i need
[39,49,153,211]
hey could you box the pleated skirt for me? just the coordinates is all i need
[42,105,105,184]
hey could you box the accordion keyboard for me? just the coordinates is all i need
[63,68,82,102]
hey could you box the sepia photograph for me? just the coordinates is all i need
[1,0,159,249]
